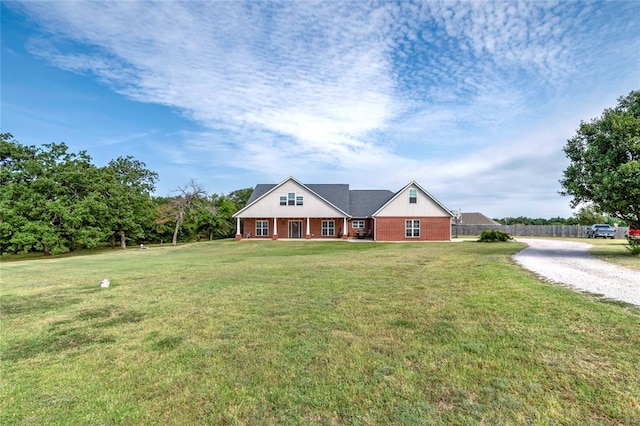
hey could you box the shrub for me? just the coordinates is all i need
[626,236,640,256]
[477,229,514,243]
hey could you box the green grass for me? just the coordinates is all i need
[1,240,639,425]
[583,238,640,270]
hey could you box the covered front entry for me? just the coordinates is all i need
[288,220,303,238]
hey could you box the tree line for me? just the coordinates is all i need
[495,205,629,227]
[1,133,251,255]
[3,87,638,256]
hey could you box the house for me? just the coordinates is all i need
[458,212,500,226]
[233,177,453,241]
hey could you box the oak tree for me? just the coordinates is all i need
[560,91,640,228]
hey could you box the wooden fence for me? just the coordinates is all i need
[452,225,631,239]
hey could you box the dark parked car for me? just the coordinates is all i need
[586,224,615,239]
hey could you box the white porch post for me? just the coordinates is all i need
[343,217,348,239]
[306,217,311,239]
[235,217,242,241]
[272,217,278,240]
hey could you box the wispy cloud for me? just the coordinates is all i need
[7,0,639,215]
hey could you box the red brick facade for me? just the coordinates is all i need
[241,218,346,239]
[241,217,450,240]
[374,217,451,241]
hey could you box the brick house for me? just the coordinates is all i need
[233,177,453,241]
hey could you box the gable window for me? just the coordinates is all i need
[405,220,420,238]
[256,220,269,236]
[352,220,365,229]
[409,189,417,204]
[322,220,335,236]
[280,192,303,206]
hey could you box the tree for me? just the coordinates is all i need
[560,91,640,229]
[227,187,254,210]
[102,156,158,249]
[0,134,107,254]
[194,194,238,240]
[572,205,609,226]
[169,180,207,245]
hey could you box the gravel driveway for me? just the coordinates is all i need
[512,239,640,306]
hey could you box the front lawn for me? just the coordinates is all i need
[1,240,638,424]
[583,237,640,270]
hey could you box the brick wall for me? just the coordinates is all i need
[375,217,451,241]
[240,217,450,241]
[240,218,344,239]
[347,218,373,238]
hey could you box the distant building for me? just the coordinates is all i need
[459,212,500,226]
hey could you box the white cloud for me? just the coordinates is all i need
[7,0,639,215]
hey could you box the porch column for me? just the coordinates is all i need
[235,217,242,241]
[272,217,278,240]
[306,217,311,239]
[342,217,348,239]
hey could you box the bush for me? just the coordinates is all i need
[626,236,640,256]
[477,229,514,243]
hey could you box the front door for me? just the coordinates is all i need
[288,220,302,239]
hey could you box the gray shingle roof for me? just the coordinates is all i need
[246,184,276,205]
[245,183,394,216]
[459,212,500,225]
[307,184,350,213]
[349,190,395,217]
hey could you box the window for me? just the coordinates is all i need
[322,220,335,236]
[280,192,303,206]
[352,220,365,229]
[405,220,420,238]
[256,220,269,236]
[409,189,417,204]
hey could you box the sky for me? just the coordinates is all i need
[1,1,638,219]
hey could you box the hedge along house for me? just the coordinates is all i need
[233,177,454,241]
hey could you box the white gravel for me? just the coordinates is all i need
[512,238,640,306]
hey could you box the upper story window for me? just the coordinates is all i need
[409,189,417,204]
[280,192,303,206]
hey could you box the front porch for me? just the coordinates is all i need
[236,217,350,240]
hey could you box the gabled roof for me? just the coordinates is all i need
[246,184,277,205]
[234,176,351,217]
[372,181,453,217]
[235,177,452,218]
[459,212,500,225]
[307,184,350,213]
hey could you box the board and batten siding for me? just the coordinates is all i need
[237,180,345,218]
[374,185,450,217]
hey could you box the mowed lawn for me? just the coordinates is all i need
[1,240,639,425]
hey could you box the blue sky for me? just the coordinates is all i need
[2,1,638,218]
